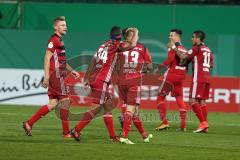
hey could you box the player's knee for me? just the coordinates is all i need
[157,96,165,106]
[188,98,196,106]
[48,101,58,110]
[126,105,135,113]
[104,99,114,111]
[60,99,70,109]
[200,100,206,106]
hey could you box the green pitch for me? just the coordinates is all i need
[0,105,240,160]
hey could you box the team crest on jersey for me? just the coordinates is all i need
[188,49,193,54]
[48,42,53,48]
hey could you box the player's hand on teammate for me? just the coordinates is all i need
[71,70,80,79]
[83,79,90,87]
[42,78,49,88]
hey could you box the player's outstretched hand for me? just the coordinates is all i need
[42,78,49,88]
[71,70,80,79]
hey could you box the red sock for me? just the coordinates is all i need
[191,103,205,123]
[103,112,116,138]
[133,115,147,138]
[60,108,69,135]
[157,96,168,124]
[74,110,95,132]
[176,96,187,128]
[121,111,133,138]
[200,105,208,122]
[27,105,50,126]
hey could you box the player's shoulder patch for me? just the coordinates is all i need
[48,41,54,49]
[188,49,193,55]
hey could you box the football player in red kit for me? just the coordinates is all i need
[23,16,80,138]
[70,26,139,142]
[155,29,188,132]
[118,28,153,144]
[172,30,213,133]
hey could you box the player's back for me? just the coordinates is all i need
[118,43,151,81]
[191,44,213,83]
[91,40,120,83]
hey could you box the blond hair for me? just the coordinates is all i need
[53,16,65,25]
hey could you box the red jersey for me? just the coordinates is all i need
[187,44,213,83]
[91,40,120,83]
[162,45,188,76]
[118,43,152,80]
[47,34,66,78]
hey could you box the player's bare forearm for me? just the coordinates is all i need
[129,28,138,46]
[173,48,188,60]
[119,28,139,51]
[66,63,74,72]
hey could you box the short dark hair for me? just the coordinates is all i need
[193,30,205,42]
[110,26,122,40]
[110,26,121,36]
[54,16,65,25]
[170,29,182,36]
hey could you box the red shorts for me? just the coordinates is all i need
[89,79,110,105]
[189,82,210,100]
[119,84,141,105]
[166,74,185,97]
[48,76,68,100]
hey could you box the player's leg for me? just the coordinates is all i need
[120,104,135,144]
[71,80,108,141]
[102,99,118,142]
[200,83,210,122]
[189,82,205,120]
[59,97,71,137]
[189,82,209,132]
[199,100,208,133]
[200,100,208,122]
[71,105,102,141]
[155,95,170,130]
[199,83,210,133]
[23,99,58,136]
[118,103,127,129]
[175,96,187,131]
[189,98,208,133]
[132,106,153,142]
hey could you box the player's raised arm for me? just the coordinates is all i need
[42,50,53,88]
[119,27,139,51]
[144,48,153,72]
[171,42,189,60]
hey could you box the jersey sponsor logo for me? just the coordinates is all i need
[48,42,53,49]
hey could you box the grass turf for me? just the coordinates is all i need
[0,105,240,160]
